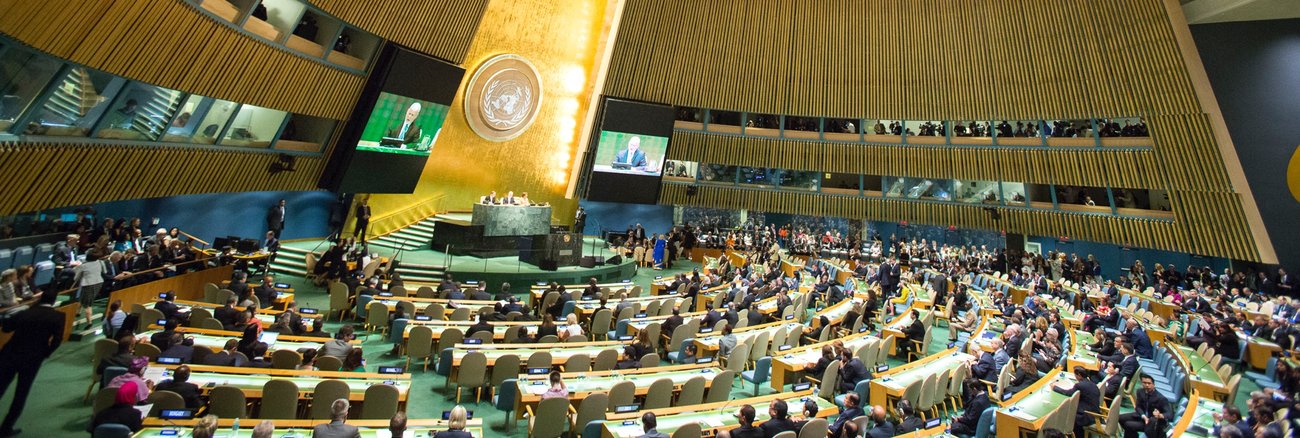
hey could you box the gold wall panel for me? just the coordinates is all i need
[0,142,325,215]
[308,0,488,64]
[0,0,363,120]
[367,0,611,226]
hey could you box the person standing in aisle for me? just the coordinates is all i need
[0,290,65,436]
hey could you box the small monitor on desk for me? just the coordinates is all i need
[300,308,318,314]
[378,366,404,374]
[275,283,291,289]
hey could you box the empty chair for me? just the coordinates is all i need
[361,384,400,419]
[316,356,343,372]
[449,307,472,321]
[590,308,613,341]
[527,351,553,369]
[571,392,609,434]
[593,349,619,371]
[741,356,772,396]
[144,390,185,417]
[455,352,488,403]
[91,424,133,438]
[640,353,659,368]
[417,286,437,298]
[672,422,702,438]
[489,354,522,400]
[365,302,390,338]
[470,331,494,344]
[390,285,408,297]
[207,385,248,418]
[796,418,828,438]
[706,370,736,403]
[644,378,674,409]
[133,342,161,361]
[407,326,435,371]
[258,380,300,418]
[607,380,636,410]
[310,380,350,419]
[437,328,465,353]
[328,281,350,321]
[564,353,591,373]
[677,376,707,407]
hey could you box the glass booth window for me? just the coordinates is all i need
[1047,119,1093,138]
[825,118,857,134]
[0,46,63,132]
[275,113,333,152]
[220,104,287,148]
[954,180,1001,204]
[738,167,772,186]
[772,169,818,191]
[745,113,779,130]
[662,160,697,181]
[186,97,240,145]
[93,82,185,141]
[1002,182,1027,206]
[709,110,741,126]
[700,164,737,184]
[952,120,990,137]
[885,177,953,201]
[27,67,126,137]
[783,116,817,132]
[821,173,861,195]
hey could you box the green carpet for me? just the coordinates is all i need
[0,259,1259,436]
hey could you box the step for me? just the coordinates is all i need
[401,261,446,271]
[278,246,313,256]
[368,239,423,252]
[270,265,306,277]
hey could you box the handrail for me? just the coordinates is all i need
[364,194,446,238]
[177,230,210,247]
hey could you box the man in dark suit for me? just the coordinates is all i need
[150,319,180,350]
[154,291,181,322]
[661,307,684,338]
[1119,375,1168,438]
[384,103,423,147]
[612,136,648,168]
[971,348,998,382]
[876,259,898,296]
[894,400,925,434]
[155,365,203,409]
[0,291,65,436]
[465,313,493,338]
[468,287,492,301]
[1053,366,1101,437]
[901,310,926,358]
[214,297,241,330]
[828,393,864,437]
[865,405,895,438]
[1104,343,1138,398]
[254,275,278,309]
[838,348,872,393]
[950,377,991,436]
[266,199,286,238]
[1124,319,1153,359]
[759,399,800,437]
[353,198,371,241]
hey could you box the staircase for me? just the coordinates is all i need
[267,217,448,282]
[369,217,437,252]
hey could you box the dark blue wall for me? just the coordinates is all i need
[95,190,337,243]
[579,200,675,237]
[1192,19,1300,269]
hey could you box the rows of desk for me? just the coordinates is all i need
[134,418,480,437]
[142,364,411,402]
[598,389,835,438]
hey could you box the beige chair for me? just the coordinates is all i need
[490,354,521,400]
[593,349,619,371]
[203,282,222,304]
[645,378,675,409]
[328,281,349,321]
[144,390,185,417]
[271,349,302,370]
[915,373,938,419]
[258,380,300,418]
[590,308,613,341]
[437,328,464,353]
[198,318,225,331]
[607,380,636,410]
[449,307,472,321]
[640,353,659,368]
[407,326,435,371]
[526,397,570,438]
[571,392,609,433]
[425,303,446,320]
[706,370,736,403]
[133,342,161,362]
[527,351,553,369]
[316,355,343,372]
[455,352,488,403]
[85,338,118,402]
[470,331,495,344]
[92,387,118,415]
[722,343,751,374]
[564,353,591,373]
[677,375,707,407]
[310,380,350,419]
[416,286,437,299]
[809,361,840,401]
[208,385,248,418]
[671,422,702,438]
[361,384,400,419]
[796,418,828,438]
[365,301,390,338]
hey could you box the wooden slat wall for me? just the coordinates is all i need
[606,0,1261,261]
[309,0,488,64]
[0,0,363,120]
[0,142,325,216]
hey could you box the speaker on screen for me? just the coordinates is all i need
[582,97,675,204]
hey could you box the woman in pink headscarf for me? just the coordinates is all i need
[88,381,144,432]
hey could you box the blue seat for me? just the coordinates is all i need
[581,420,604,438]
[1246,357,1281,389]
[435,348,455,377]
[101,366,128,388]
[11,246,33,268]
[614,320,629,339]
[954,406,997,438]
[0,248,11,270]
[33,243,55,265]
[835,379,872,410]
[33,261,54,289]
[741,356,771,396]
[92,424,133,438]
[493,379,519,430]
[668,338,695,364]
[355,295,373,320]
[560,301,576,318]
[389,318,408,344]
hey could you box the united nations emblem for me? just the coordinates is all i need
[464,54,543,142]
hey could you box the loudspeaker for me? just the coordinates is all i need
[539,259,558,271]
[606,255,622,265]
[580,256,597,268]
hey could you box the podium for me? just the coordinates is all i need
[471,204,551,236]
[432,204,565,261]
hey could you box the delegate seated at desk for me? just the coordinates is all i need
[381,102,423,148]
[480,191,530,206]
[612,136,649,170]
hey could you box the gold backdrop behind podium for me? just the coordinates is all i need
[362,0,615,237]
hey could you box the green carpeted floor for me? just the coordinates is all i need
[0,258,1261,436]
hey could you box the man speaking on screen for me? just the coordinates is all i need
[612,136,648,169]
[384,102,423,148]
